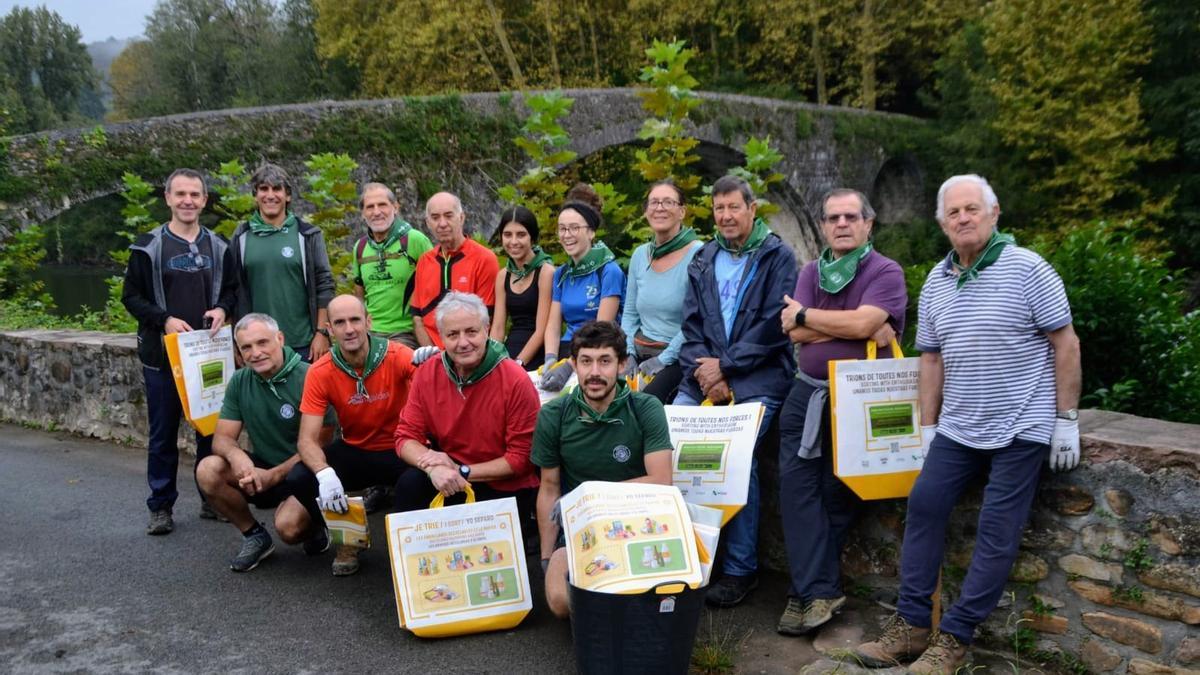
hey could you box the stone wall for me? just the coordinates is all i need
[4,329,1195,672]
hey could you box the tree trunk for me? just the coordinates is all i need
[540,1,562,87]
[482,0,525,89]
[860,0,876,110]
[581,0,601,83]
[709,24,719,78]
[466,27,504,91]
[811,10,826,104]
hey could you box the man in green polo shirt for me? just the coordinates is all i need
[197,312,334,572]
[532,320,674,618]
[353,182,434,348]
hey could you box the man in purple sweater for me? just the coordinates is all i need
[775,189,908,635]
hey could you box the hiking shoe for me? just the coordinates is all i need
[230,529,275,573]
[332,545,360,576]
[303,526,331,556]
[853,613,932,667]
[147,509,174,535]
[199,501,228,522]
[907,631,968,675]
[804,595,847,631]
[777,597,809,635]
[362,485,389,514]
[705,574,758,608]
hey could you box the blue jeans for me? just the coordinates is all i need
[897,433,1047,644]
[673,391,781,577]
[143,366,212,512]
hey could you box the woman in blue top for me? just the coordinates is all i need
[540,184,625,391]
[621,180,704,403]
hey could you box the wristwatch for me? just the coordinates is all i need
[794,306,808,328]
[316,327,331,339]
[458,464,472,480]
[1056,409,1079,421]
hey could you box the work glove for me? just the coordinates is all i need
[412,345,440,365]
[316,467,348,513]
[637,356,666,377]
[540,358,574,392]
[920,424,937,458]
[620,358,637,379]
[1048,418,1080,472]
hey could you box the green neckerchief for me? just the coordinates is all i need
[715,217,770,256]
[818,241,873,294]
[365,219,411,258]
[507,246,553,281]
[649,227,699,260]
[256,346,302,400]
[248,211,297,236]
[329,334,388,398]
[951,230,1015,289]
[557,241,615,287]
[571,378,632,425]
[441,338,508,391]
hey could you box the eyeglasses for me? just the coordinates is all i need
[823,213,863,225]
[557,224,587,236]
[647,199,681,210]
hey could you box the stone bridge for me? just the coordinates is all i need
[0,88,929,260]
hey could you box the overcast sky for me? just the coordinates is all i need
[1,0,157,42]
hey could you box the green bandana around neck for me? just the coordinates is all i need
[649,227,699,260]
[256,345,302,400]
[366,219,412,257]
[330,334,389,398]
[441,338,509,390]
[716,218,770,256]
[951,230,1015,289]
[248,211,297,236]
[558,241,615,287]
[571,377,632,425]
[507,246,553,281]
[818,241,873,294]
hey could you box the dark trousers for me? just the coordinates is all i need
[393,467,536,526]
[143,366,213,512]
[897,434,1047,644]
[641,362,684,404]
[286,439,409,530]
[778,377,861,601]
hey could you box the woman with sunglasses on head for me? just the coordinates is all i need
[490,206,555,371]
[539,184,626,391]
[621,180,704,403]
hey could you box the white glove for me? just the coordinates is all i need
[540,360,574,392]
[637,356,666,377]
[920,424,937,457]
[316,467,348,513]
[412,345,440,365]
[1048,418,1080,472]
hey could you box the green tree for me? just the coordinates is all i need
[0,6,97,133]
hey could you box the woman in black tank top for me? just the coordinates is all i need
[490,206,555,370]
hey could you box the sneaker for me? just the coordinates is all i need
[777,597,808,636]
[705,574,758,608]
[362,485,389,514]
[332,545,360,576]
[303,526,331,556]
[853,613,931,667]
[230,529,275,572]
[906,631,968,675]
[199,501,228,522]
[804,595,847,631]
[147,509,174,535]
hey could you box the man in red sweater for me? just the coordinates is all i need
[393,291,540,524]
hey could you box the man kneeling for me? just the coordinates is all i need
[198,313,334,572]
[532,321,673,618]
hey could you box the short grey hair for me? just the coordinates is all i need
[819,188,876,222]
[425,192,464,217]
[435,291,489,332]
[936,174,999,222]
[234,312,279,336]
[711,175,755,206]
[250,163,292,196]
[164,168,207,197]
[359,182,398,209]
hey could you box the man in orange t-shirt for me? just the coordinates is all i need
[409,191,499,348]
[287,294,433,576]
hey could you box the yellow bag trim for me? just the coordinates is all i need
[428,482,476,509]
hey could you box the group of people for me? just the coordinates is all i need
[123,164,1081,674]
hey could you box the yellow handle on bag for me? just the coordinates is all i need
[866,338,905,360]
[700,391,736,406]
[428,483,476,509]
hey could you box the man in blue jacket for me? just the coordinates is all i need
[676,174,798,607]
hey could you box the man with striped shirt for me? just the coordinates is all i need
[854,175,1081,674]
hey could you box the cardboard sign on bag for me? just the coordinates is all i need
[665,402,764,526]
[164,326,235,436]
[385,488,531,638]
[829,339,924,500]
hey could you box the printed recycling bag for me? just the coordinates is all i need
[322,496,370,548]
[664,402,764,525]
[829,339,924,500]
[385,486,532,638]
[164,326,235,436]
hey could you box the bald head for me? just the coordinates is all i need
[327,294,371,354]
[426,191,466,249]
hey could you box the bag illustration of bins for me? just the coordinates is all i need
[569,581,705,675]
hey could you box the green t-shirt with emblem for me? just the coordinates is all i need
[353,224,434,334]
[531,390,673,494]
[219,360,331,467]
[244,224,313,349]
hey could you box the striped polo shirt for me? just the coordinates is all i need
[916,245,1072,449]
